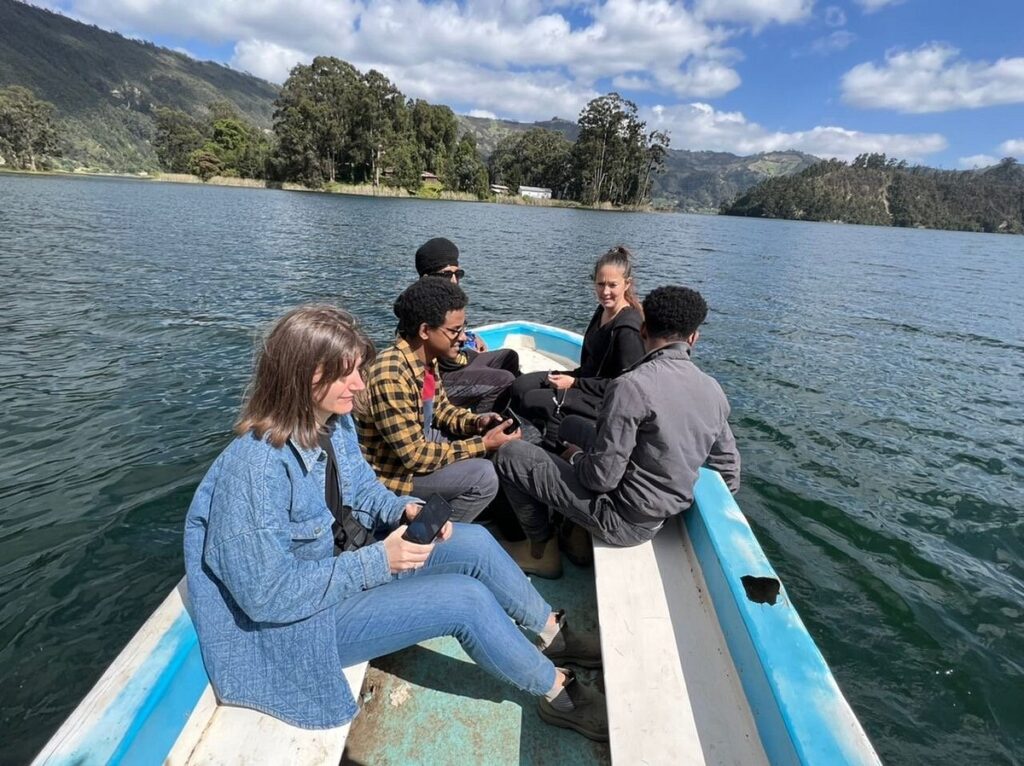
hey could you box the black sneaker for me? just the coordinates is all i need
[540,610,602,668]
[537,669,609,742]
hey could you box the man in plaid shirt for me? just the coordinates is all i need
[357,278,521,521]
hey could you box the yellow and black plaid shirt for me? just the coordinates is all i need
[356,338,485,495]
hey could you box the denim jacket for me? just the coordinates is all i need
[183,414,412,728]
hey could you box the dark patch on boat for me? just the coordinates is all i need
[741,575,781,605]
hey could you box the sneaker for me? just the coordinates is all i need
[499,536,562,579]
[558,520,594,567]
[540,609,602,668]
[538,669,609,742]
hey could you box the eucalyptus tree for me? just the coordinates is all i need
[572,93,668,206]
[272,56,362,186]
[0,85,60,170]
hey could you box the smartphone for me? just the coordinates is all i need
[500,408,522,435]
[402,494,454,544]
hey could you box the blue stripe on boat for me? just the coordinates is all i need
[53,610,207,766]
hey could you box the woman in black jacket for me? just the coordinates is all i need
[510,246,645,451]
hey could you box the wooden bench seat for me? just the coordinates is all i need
[593,515,768,766]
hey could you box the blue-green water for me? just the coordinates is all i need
[0,174,1021,764]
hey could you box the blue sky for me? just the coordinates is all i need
[37,0,1024,167]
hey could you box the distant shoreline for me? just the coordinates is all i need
[0,166,667,213]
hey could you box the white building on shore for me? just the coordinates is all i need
[518,185,552,200]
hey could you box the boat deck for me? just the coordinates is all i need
[342,333,767,765]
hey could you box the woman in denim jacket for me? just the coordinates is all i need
[183,305,607,742]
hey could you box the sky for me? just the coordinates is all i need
[35,0,1024,167]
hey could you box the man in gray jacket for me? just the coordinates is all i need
[494,285,740,573]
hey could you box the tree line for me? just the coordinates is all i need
[721,153,1024,235]
[488,93,669,206]
[1,58,670,207]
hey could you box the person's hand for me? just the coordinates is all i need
[436,520,454,542]
[482,419,522,451]
[547,372,575,390]
[383,526,435,573]
[560,442,583,463]
[403,502,423,522]
[475,336,488,352]
[476,412,503,433]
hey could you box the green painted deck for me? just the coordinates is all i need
[342,555,609,765]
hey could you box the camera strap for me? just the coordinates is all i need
[318,430,371,554]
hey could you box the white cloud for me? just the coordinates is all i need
[957,154,998,169]
[468,109,498,119]
[695,0,813,27]
[999,138,1024,156]
[374,60,597,122]
[46,0,749,108]
[842,44,1024,113]
[231,40,308,82]
[647,102,947,161]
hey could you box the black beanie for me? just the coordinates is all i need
[415,237,460,276]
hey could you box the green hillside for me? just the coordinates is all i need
[0,0,279,170]
[721,154,1024,234]
[655,149,818,212]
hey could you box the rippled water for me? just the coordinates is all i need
[1,174,1021,764]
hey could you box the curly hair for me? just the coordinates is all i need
[642,286,708,340]
[394,278,468,339]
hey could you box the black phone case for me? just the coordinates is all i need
[501,408,522,434]
[402,495,454,544]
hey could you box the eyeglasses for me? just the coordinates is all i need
[437,324,467,341]
[430,268,465,282]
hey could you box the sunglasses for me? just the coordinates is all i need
[430,268,465,282]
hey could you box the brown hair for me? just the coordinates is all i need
[235,305,375,450]
[592,245,642,314]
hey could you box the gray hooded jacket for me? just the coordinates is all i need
[575,342,740,529]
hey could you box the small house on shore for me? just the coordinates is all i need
[519,185,552,200]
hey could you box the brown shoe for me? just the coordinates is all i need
[499,536,563,579]
[537,669,609,742]
[558,520,593,567]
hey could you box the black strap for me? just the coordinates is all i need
[318,430,371,554]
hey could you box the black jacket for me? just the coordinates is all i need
[572,306,645,401]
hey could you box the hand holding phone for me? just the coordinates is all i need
[402,494,455,544]
[500,408,522,435]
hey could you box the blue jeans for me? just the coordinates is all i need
[334,524,556,696]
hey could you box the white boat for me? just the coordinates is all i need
[33,321,880,765]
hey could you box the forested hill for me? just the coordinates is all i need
[0,0,278,169]
[721,154,1024,234]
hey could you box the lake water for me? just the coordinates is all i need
[0,174,1021,765]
